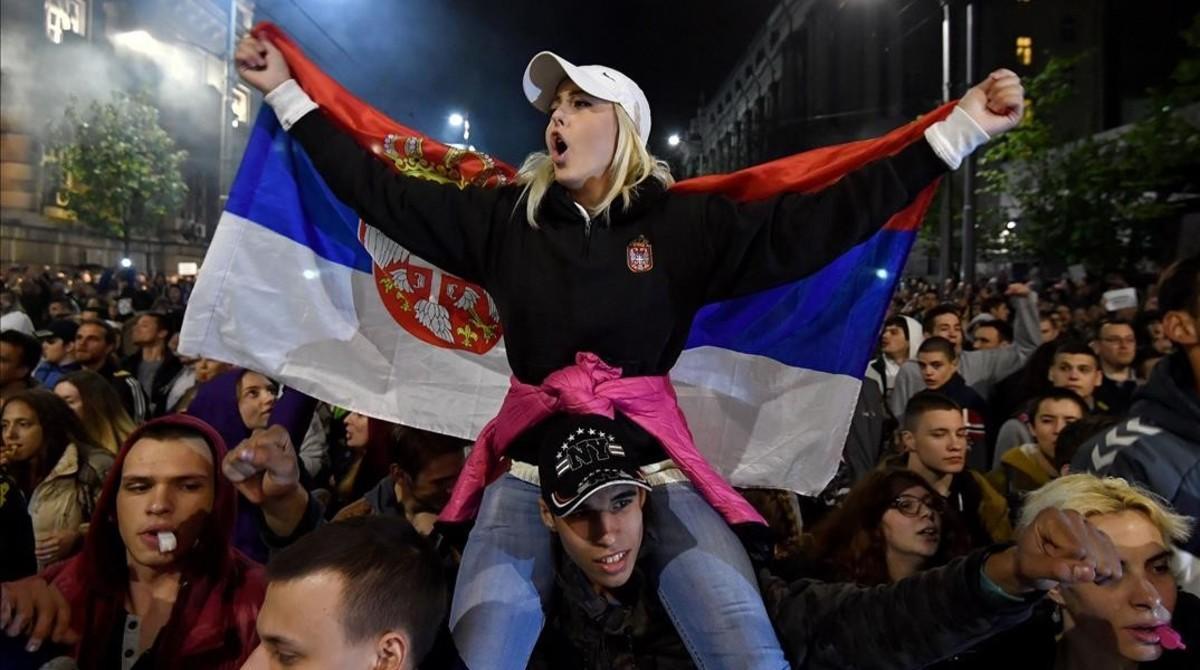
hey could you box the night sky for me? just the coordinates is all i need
[253,0,778,165]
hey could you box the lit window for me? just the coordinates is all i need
[1015,36,1033,66]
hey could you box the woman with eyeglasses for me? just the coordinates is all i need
[800,469,971,585]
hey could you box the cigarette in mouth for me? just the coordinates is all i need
[157,531,177,554]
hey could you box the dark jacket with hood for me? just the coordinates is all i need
[121,348,185,418]
[1073,350,1200,554]
[41,414,265,670]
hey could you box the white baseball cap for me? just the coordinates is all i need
[523,51,652,147]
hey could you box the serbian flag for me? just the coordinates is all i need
[181,23,952,495]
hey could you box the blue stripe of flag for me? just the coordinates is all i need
[684,228,915,378]
[225,111,372,272]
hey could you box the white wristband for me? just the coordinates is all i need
[924,106,991,170]
[264,79,319,131]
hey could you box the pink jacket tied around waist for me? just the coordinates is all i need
[440,352,766,527]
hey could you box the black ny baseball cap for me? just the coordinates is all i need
[537,414,650,517]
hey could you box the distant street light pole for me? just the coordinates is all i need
[220,0,237,203]
[935,1,979,287]
[960,1,978,286]
[448,112,470,144]
[938,0,953,287]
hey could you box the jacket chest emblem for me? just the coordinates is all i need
[626,235,654,273]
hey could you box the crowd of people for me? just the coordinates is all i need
[3,251,1197,669]
[0,33,1197,670]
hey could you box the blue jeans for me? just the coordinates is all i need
[449,473,791,669]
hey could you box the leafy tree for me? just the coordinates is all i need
[976,17,1200,272]
[46,92,188,250]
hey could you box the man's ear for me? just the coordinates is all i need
[389,465,414,493]
[374,630,409,670]
[537,498,557,532]
[1162,310,1198,347]
[900,430,916,453]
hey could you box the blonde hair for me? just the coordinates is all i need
[1019,474,1193,547]
[515,105,674,228]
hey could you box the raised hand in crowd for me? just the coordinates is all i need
[957,68,1025,138]
[235,34,291,95]
[221,424,309,536]
[1005,282,1032,298]
[984,506,1121,595]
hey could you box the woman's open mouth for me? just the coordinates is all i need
[550,133,569,163]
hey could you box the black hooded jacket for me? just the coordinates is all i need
[1074,351,1200,554]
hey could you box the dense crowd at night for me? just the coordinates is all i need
[0,27,1197,670]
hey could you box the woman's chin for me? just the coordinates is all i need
[553,170,582,190]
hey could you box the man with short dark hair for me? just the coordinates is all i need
[866,315,921,399]
[121,312,184,417]
[241,516,448,670]
[0,330,41,402]
[32,319,81,391]
[971,320,1012,351]
[1075,254,1200,567]
[1038,314,1061,343]
[332,426,467,535]
[0,415,265,668]
[73,319,148,422]
[1091,318,1139,414]
[46,298,77,322]
[918,288,940,314]
[988,389,1086,508]
[889,283,1041,418]
[980,296,1010,323]
[897,391,1011,547]
[915,337,991,470]
[992,341,1106,466]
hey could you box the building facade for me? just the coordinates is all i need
[678,0,1188,179]
[0,0,256,273]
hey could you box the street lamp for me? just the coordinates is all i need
[448,112,470,144]
[667,134,681,147]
